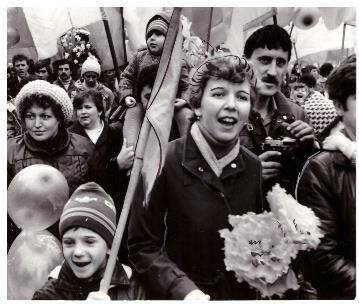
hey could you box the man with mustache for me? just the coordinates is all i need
[52,59,78,99]
[241,24,316,197]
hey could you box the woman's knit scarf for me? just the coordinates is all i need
[190,122,239,177]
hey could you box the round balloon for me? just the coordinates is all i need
[8,164,69,231]
[7,26,20,48]
[7,230,64,300]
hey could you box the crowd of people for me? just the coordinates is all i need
[7,10,356,301]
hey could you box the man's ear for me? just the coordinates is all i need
[333,100,344,117]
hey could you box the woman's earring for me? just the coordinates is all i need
[196,114,202,120]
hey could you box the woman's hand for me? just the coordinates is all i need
[116,138,135,170]
[184,289,210,300]
[86,291,110,300]
[323,132,356,160]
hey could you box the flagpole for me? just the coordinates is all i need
[99,8,182,293]
[120,7,128,65]
[100,7,121,82]
[206,7,213,52]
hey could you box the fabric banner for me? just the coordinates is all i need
[140,8,183,204]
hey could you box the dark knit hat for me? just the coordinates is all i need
[146,11,171,40]
[59,182,117,246]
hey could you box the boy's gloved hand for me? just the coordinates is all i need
[86,290,111,300]
[184,289,210,300]
[117,138,135,170]
[125,96,137,108]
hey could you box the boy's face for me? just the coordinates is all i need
[291,83,309,104]
[62,227,109,279]
[146,30,165,55]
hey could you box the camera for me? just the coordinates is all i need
[261,136,297,153]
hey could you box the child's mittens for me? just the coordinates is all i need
[125,96,137,108]
[86,290,111,301]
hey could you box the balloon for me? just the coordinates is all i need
[8,164,69,231]
[7,230,64,300]
[7,26,20,48]
[293,8,320,30]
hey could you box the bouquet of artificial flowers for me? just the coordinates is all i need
[59,28,99,66]
[219,184,323,298]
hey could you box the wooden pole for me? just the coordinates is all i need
[100,7,121,83]
[120,7,127,65]
[206,7,214,52]
[340,22,347,63]
[99,8,182,293]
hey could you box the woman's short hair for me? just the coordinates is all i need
[189,55,255,110]
[326,55,356,111]
[73,89,105,120]
[18,93,65,123]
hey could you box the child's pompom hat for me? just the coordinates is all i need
[59,182,117,246]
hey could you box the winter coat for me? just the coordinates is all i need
[239,91,317,196]
[68,121,129,219]
[7,128,93,193]
[296,138,356,299]
[52,78,78,99]
[7,128,94,249]
[128,134,264,300]
[74,80,115,114]
[119,48,189,103]
[32,261,146,300]
[7,74,37,99]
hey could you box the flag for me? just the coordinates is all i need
[22,7,102,59]
[8,7,126,69]
[139,7,183,205]
[99,8,183,292]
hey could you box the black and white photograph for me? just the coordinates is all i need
[5,2,357,301]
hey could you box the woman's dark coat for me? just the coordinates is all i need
[128,134,264,300]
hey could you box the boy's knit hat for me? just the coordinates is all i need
[15,79,73,123]
[59,182,117,246]
[146,11,171,40]
[81,56,101,76]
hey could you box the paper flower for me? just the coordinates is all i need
[59,27,99,66]
[266,184,323,250]
[220,184,323,298]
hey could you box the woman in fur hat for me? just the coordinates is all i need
[7,80,94,249]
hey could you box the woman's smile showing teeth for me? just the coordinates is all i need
[218,117,238,126]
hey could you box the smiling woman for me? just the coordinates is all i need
[69,90,134,238]
[128,55,265,300]
[7,80,94,249]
